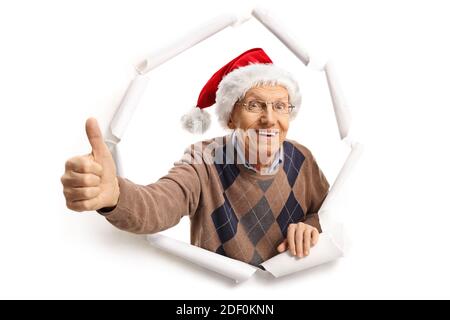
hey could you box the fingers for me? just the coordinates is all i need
[304,228,311,256]
[61,171,101,188]
[85,118,110,160]
[295,224,304,258]
[311,228,319,247]
[61,119,116,213]
[277,239,287,253]
[284,223,319,258]
[287,224,296,256]
[63,186,101,202]
[66,198,100,212]
[65,156,103,177]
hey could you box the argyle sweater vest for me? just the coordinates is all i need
[103,135,330,266]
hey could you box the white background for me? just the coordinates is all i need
[1,0,449,299]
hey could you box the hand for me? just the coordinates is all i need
[61,118,119,212]
[277,222,319,258]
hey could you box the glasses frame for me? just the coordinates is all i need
[236,99,296,115]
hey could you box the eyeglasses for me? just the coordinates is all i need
[237,99,295,115]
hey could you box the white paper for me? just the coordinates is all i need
[137,13,238,74]
[110,5,360,283]
[147,234,258,283]
[147,232,342,282]
[260,233,343,278]
[110,74,149,141]
[324,61,352,140]
[109,144,125,178]
[319,142,363,215]
[252,7,310,66]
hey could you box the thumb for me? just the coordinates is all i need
[85,117,110,160]
[277,239,288,253]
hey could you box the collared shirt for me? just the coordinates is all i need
[231,130,283,174]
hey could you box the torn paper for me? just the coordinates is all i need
[147,232,342,282]
[147,233,258,283]
[260,233,343,278]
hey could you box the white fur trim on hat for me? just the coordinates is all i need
[181,106,211,134]
[215,63,301,129]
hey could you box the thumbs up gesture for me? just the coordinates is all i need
[61,118,120,212]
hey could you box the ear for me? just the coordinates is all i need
[227,117,236,129]
[227,105,239,129]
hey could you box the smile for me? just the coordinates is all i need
[257,130,279,137]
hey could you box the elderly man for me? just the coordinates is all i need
[61,48,329,266]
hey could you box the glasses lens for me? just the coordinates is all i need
[247,100,264,112]
[273,102,289,113]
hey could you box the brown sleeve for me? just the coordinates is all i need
[98,149,205,234]
[302,154,330,233]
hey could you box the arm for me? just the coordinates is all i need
[98,150,204,234]
[61,118,204,235]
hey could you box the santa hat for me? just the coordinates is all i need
[181,48,301,134]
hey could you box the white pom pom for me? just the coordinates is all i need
[180,107,211,134]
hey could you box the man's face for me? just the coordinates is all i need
[228,85,290,168]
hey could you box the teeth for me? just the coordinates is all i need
[258,131,278,136]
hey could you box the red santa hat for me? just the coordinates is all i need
[181,48,302,134]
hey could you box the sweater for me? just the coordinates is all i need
[101,135,330,266]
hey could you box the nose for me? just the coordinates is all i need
[259,104,276,126]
